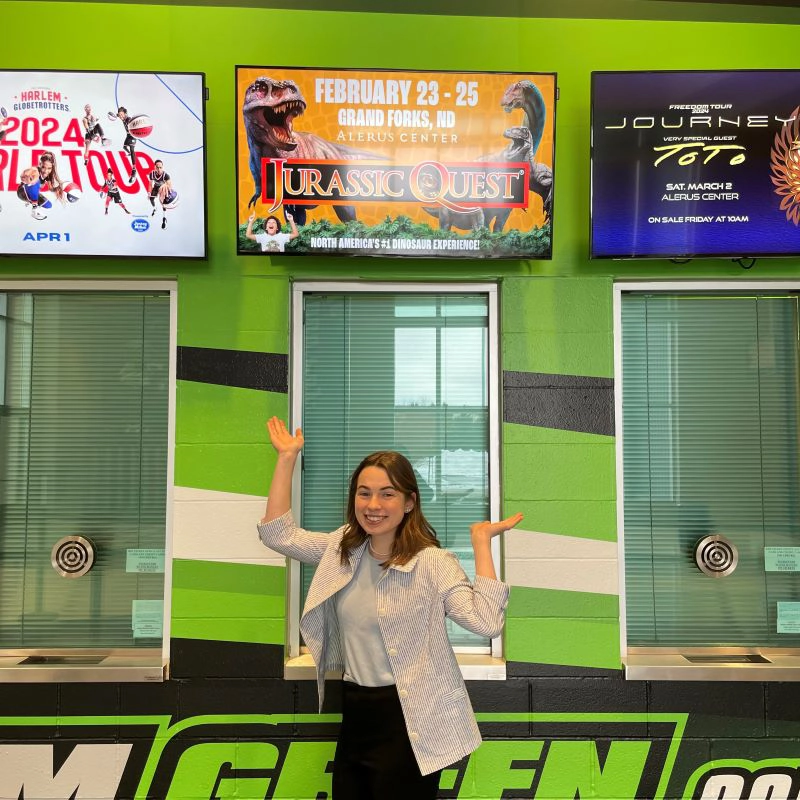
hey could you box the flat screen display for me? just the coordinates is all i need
[591,70,800,260]
[236,66,556,259]
[0,70,206,258]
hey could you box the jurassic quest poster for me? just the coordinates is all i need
[235,66,556,259]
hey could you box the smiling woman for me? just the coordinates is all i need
[257,416,522,798]
[343,453,438,567]
[354,465,413,547]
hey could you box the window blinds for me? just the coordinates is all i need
[622,293,800,648]
[0,292,169,649]
[300,292,491,649]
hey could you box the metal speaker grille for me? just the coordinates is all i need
[51,536,96,578]
[694,534,738,578]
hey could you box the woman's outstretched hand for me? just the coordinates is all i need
[262,418,303,523]
[470,512,524,543]
[267,416,304,457]
[470,512,524,580]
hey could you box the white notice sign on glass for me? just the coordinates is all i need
[765,547,800,572]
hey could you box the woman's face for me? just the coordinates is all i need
[354,466,413,540]
[39,160,52,178]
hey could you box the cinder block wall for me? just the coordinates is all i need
[3,4,800,799]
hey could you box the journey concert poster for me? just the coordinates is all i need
[0,70,206,259]
[235,66,556,259]
[591,70,800,260]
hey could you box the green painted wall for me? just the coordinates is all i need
[3,2,799,670]
[172,559,285,644]
[3,4,799,293]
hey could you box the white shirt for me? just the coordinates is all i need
[335,549,395,686]
[254,231,291,253]
[257,511,509,776]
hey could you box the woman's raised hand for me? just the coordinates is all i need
[262,418,303,522]
[470,512,524,542]
[267,416,304,457]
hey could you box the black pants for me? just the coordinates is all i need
[332,682,442,799]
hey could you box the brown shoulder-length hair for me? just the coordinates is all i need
[340,451,439,567]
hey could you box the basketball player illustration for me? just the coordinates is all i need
[148,159,170,215]
[82,104,109,165]
[38,151,65,203]
[17,166,52,220]
[100,170,131,215]
[147,160,179,230]
[108,106,139,182]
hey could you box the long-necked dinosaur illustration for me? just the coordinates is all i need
[501,79,553,223]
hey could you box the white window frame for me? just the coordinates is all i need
[615,279,800,681]
[285,281,504,680]
[0,279,177,682]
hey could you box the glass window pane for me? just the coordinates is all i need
[395,328,436,406]
[302,291,491,650]
[622,293,800,648]
[0,293,6,408]
[394,297,437,317]
[442,327,486,406]
[0,291,169,649]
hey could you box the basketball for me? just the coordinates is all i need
[63,182,82,203]
[127,114,153,139]
[162,189,180,209]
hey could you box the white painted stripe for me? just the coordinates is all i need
[173,486,285,566]
[504,528,619,596]
[173,490,621,595]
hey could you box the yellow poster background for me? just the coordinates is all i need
[236,66,555,230]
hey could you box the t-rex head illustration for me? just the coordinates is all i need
[503,125,533,160]
[243,76,306,152]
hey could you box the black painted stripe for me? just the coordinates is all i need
[503,370,615,437]
[59,1,800,25]
[505,660,621,678]
[171,637,285,679]
[171,635,620,683]
[177,346,288,393]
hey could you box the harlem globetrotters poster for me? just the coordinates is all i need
[0,70,206,258]
[235,66,556,259]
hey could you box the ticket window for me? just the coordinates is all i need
[619,289,800,677]
[0,287,173,680]
[290,283,502,666]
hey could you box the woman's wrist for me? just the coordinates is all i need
[470,532,491,548]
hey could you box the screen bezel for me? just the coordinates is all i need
[0,68,208,261]
[235,64,558,260]
[590,69,800,261]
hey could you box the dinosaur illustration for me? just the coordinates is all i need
[242,76,380,224]
[421,169,483,232]
[424,125,533,232]
[501,79,553,222]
